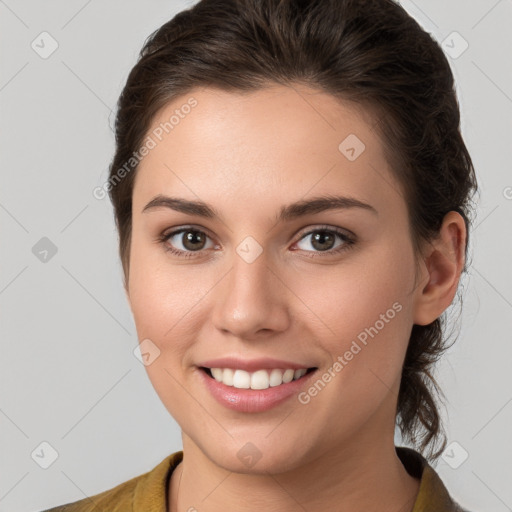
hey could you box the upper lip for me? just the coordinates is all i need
[197,357,316,372]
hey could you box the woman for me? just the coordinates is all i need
[43,0,478,510]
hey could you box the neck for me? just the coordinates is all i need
[168,431,420,512]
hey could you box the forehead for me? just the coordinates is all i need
[133,84,404,221]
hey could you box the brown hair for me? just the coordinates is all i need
[107,0,479,461]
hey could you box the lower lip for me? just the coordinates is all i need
[198,368,317,413]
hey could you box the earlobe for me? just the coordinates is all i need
[412,211,466,326]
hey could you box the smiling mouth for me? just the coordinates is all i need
[200,366,317,390]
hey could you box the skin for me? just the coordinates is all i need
[125,84,466,512]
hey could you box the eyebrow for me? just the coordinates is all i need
[142,194,378,221]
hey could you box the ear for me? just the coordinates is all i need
[412,211,467,326]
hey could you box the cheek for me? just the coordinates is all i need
[128,235,204,338]
[290,240,415,392]
[127,241,205,420]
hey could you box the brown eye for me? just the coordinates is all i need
[181,230,207,251]
[293,226,356,257]
[161,228,215,256]
[309,231,336,251]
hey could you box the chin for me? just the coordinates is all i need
[199,437,311,476]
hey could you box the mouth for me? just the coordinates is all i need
[199,366,318,390]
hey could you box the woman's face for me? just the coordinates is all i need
[127,84,428,473]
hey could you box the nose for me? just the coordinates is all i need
[211,247,291,340]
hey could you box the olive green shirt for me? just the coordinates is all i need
[41,447,471,511]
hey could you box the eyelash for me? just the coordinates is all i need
[156,225,356,259]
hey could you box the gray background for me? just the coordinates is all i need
[0,1,511,511]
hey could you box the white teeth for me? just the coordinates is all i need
[232,369,251,389]
[208,367,310,390]
[250,370,269,390]
[282,369,295,383]
[269,368,283,387]
[294,368,307,380]
[211,368,223,381]
[223,368,234,386]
